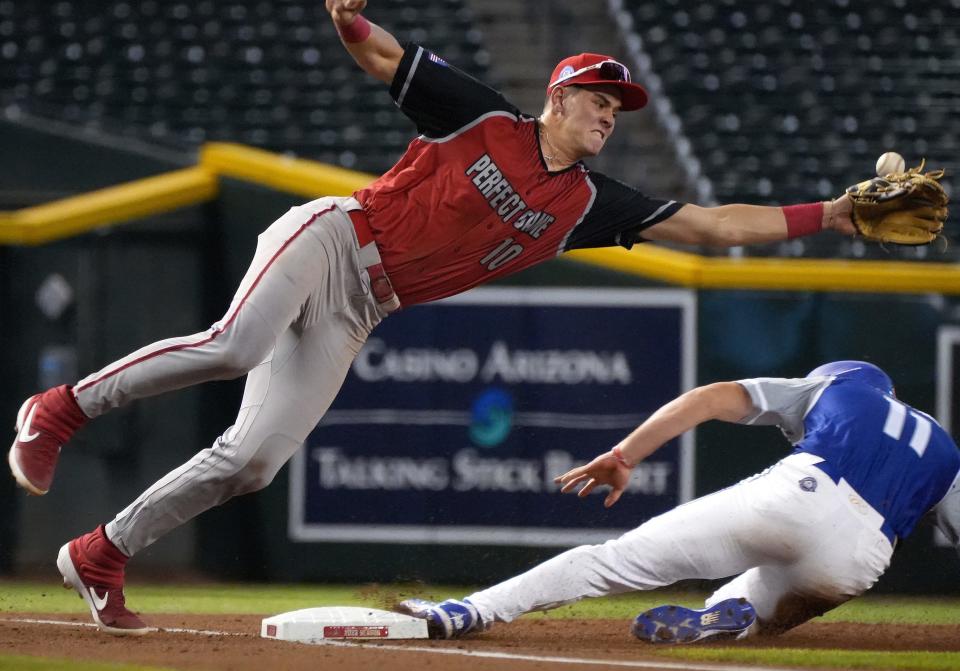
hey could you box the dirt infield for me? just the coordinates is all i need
[2,614,960,671]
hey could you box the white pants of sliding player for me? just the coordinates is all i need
[467,453,894,636]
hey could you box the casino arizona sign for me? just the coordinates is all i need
[352,338,633,385]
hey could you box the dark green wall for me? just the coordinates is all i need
[1,117,208,570]
[230,278,959,592]
[0,210,209,570]
[0,118,189,205]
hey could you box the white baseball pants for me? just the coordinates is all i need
[467,453,894,636]
[71,196,393,556]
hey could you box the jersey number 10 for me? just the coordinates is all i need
[883,396,932,458]
[480,237,524,271]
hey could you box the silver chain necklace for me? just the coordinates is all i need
[539,127,559,162]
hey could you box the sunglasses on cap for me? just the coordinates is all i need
[548,59,632,88]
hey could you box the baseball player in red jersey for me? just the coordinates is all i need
[9,0,855,634]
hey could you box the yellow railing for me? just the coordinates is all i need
[199,143,375,198]
[1,167,218,246]
[0,143,375,246]
[565,246,960,294]
[2,141,957,294]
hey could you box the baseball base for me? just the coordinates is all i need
[261,606,429,642]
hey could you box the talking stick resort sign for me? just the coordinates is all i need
[289,287,695,546]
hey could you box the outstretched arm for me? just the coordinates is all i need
[326,0,404,84]
[642,194,855,247]
[555,382,754,507]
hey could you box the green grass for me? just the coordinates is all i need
[663,648,960,671]
[2,581,959,671]
[0,581,397,615]
[3,581,959,625]
[532,592,960,626]
[818,595,960,626]
[0,656,174,671]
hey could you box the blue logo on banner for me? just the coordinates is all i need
[470,388,514,448]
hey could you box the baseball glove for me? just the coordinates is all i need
[845,160,949,245]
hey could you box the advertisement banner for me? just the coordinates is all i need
[289,287,695,546]
[937,325,960,438]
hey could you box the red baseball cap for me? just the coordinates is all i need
[547,53,648,111]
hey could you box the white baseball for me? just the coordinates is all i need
[875,151,905,176]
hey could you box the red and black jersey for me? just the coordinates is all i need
[354,44,685,307]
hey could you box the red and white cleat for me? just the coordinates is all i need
[56,525,153,636]
[8,385,87,495]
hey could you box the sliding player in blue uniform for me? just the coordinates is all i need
[400,361,960,642]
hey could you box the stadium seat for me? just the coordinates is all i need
[0,0,490,176]
[620,0,959,259]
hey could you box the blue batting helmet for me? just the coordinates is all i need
[806,360,894,394]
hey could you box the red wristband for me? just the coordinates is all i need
[337,14,371,43]
[612,445,631,468]
[782,202,824,239]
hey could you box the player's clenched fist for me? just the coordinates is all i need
[326,0,367,24]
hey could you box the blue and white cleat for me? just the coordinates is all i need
[395,598,482,639]
[632,597,756,644]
